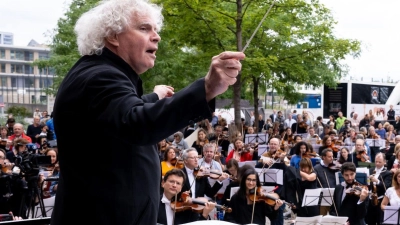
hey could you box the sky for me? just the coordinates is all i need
[1,0,399,82]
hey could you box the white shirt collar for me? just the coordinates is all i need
[161,193,170,204]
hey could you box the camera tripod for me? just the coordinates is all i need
[20,176,47,218]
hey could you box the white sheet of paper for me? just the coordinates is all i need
[263,169,283,185]
[257,144,268,156]
[320,215,348,224]
[302,188,322,207]
[216,178,231,194]
[320,188,335,206]
[383,205,400,224]
[294,215,322,225]
[255,168,265,182]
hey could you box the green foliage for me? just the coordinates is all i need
[6,106,31,118]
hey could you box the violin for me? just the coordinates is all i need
[345,181,368,197]
[329,143,339,153]
[302,152,318,159]
[272,149,286,161]
[193,167,225,180]
[298,121,308,129]
[327,161,342,171]
[356,150,369,162]
[170,157,184,169]
[248,187,296,209]
[170,192,232,213]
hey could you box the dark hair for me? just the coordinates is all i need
[320,148,333,157]
[322,135,331,146]
[163,168,186,182]
[7,118,15,123]
[317,116,322,121]
[299,158,313,171]
[163,146,176,162]
[226,158,239,170]
[294,141,309,156]
[338,147,349,164]
[340,162,356,174]
[294,135,302,141]
[237,167,260,198]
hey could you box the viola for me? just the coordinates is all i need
[170,192,232,213]
[248,187,296,209]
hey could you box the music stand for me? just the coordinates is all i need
[245,134,259,144]
[257,133,268,144]
[302,188,322,208]
[257,144,268,157]
[262,169,283,185]
[366,138,385,163]
[383,206,400,225]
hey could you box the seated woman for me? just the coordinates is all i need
[226,137,254,162]
[285,158,319,217]
[289,135,303,156]
[223,167,283,224]
[387,143,400,171]
[318,135,339,157]
[161,146,182,176]
[337,147,355,166]
[290,141,312,169]
[381,170,400,212]
[191,128,209,157]
[172,131,189,152]
[157,138,170,161]
[39,148,60,199]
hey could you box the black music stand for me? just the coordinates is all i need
[366,138,385,163]
[383,206,400,225]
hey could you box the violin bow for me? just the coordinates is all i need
[324,171,338,216]
[251,187,257,224]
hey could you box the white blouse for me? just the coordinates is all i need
[385,187,400,207]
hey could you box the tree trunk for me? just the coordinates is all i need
[233,0,243,127]
[253,76,260,131]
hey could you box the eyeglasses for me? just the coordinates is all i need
[186,156,198,160]
[166,180,182,186]
[246,178,257,183]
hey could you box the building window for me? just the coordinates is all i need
[0,49,5,59]
[1,77,6,87]
[24,65,33,74]
[24,51,33,61]
[38,52,49,59]
[11,64,24,74]
[10,50,24,60]
[24,77,34,88]
[0,64,5,73]
[39,77,53,88]
[40,95,47,104]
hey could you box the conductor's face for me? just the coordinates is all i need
[111,14,161,74]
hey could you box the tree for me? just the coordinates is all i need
[154,0,361,128]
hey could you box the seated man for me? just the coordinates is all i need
[329,162,369,225]
[158,169,216,225]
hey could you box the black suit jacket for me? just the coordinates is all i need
[330,184,369,225]
[181,167,223,198]
[369,167,392,197]
[51,48,212,225]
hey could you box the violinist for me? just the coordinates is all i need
[291,115,307,134]
[161,146,183,176]
[304,127,321,144]
[221,159,240,207]
[198,143,223,173]
[289,135,303,156]
[352,139,371,164]
[365,153,392,225]
[381,170,400,216]
[223,167,283,225]
[158,139,170,161]
[284,158,319,217]
[181,148,228,199]
[318,135,338,157]
[343,128,357,146]
[367,126,380,140]
[157,169,216,225]
[226,137,254,163]
[329,162,369,225]
[290,141,312,169]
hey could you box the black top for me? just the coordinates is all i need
[51,48,212,225]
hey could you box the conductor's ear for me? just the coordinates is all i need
[105,34,119,47]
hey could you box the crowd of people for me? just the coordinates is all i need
[158,108,400,225]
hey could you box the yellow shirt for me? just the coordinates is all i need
[161,161,175,176]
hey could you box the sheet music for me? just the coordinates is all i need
[294,215,322,225]
[238,160,257,168]
[383,205,400,224]
[302,188,322,207]
[215,178,231,194]
[320,215,348,224]
[257,144,268,156]
[365,138,385,148]
[320,188,335,206]
[263,169,283,185]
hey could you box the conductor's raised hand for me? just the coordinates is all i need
[205,51,245,102]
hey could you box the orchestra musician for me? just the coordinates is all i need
[226,137,254,163]
[337,147,354,165]
[329,162,369,225]
[158,139,170,161]
[223,167,283,225]
[290,141,314,169]
[313,149,336,215]
[365,153,392,225]
[161,146,182,176]
[352,139,370,165]
[284,158,319,217]
[318,135,338,157]
[157,169,216,225]
[191,128,209,157]
[381,170,400,220]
